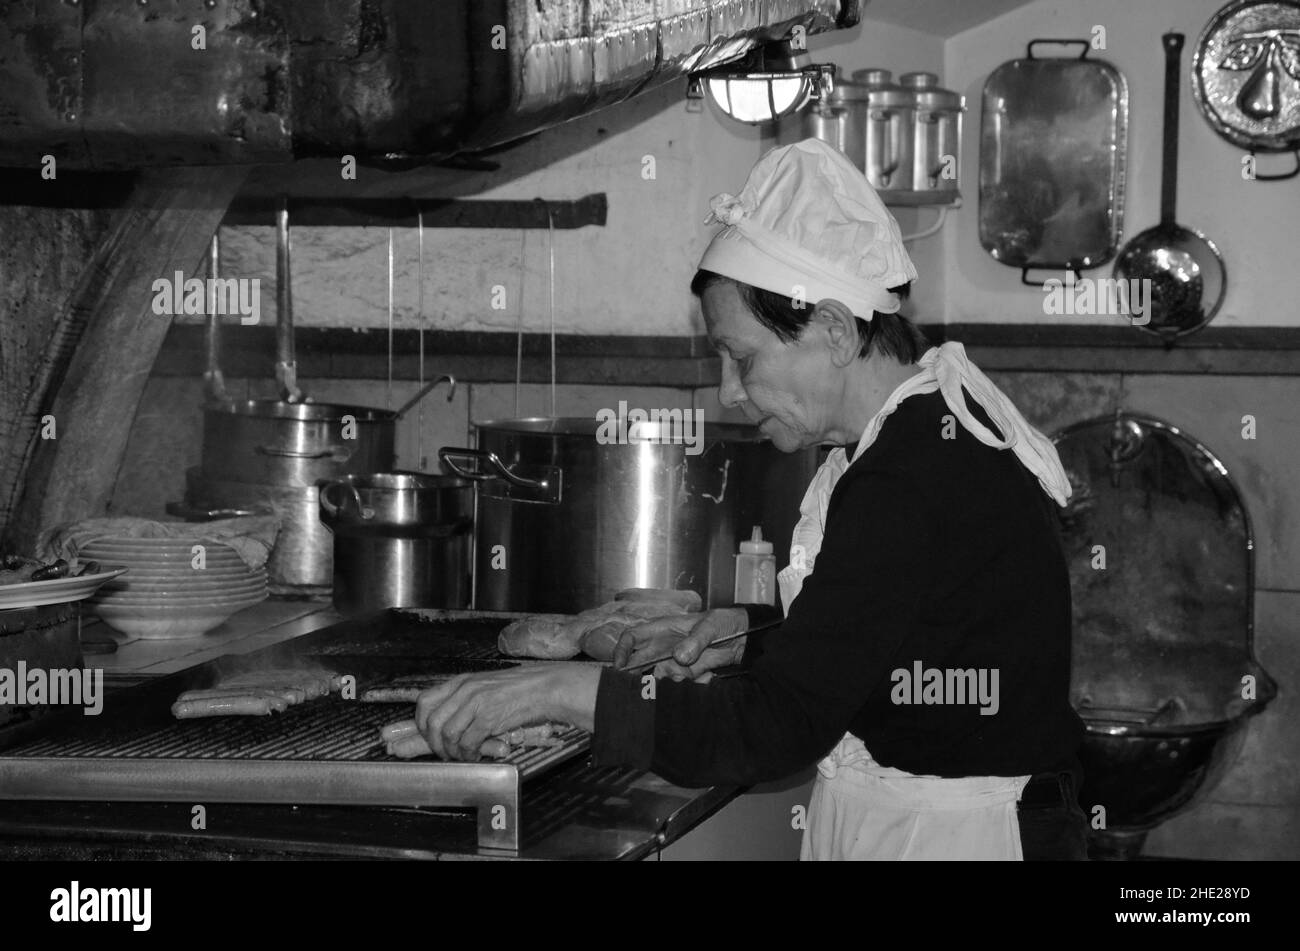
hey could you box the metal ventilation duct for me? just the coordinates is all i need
[0,0,859,170]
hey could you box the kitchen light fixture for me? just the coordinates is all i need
[689,40,836,125]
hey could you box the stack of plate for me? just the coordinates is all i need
[81,537,268,639]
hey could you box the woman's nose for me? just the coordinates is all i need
[718,357,747,408]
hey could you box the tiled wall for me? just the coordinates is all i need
[111,363,1298,860]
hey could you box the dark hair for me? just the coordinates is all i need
[690,269,928,364]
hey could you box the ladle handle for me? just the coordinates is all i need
[394,374,456,419]
[1160,33,1184,226]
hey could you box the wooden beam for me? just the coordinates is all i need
[2,166,249,552]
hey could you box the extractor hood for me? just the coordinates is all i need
[0,0,859,170]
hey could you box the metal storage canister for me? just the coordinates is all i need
[319,473,473,615]
[900,71,963,197]
[850,69,914,192]
[802,76,870,172]
[201,399,398,487]
[442,418,817,613]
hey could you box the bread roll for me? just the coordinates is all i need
[497,614,583,659]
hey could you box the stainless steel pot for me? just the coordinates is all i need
[442,418,817,613]
[174,467,333,594]
[201,399,398,487]
[0,602,82,732]
[319,473,473,615]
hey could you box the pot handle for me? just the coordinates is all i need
[438,448,561,504]
[319,482,375,520]
[256,444,337,460]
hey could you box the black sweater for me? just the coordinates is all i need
[592,389,1083,787]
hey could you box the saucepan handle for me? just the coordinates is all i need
[438,448,561,504]
[319,481,374,520]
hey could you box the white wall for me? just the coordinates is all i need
[215,79,764,337]
[795,19,950,324]
[209,19,947,337]
[943,0,1300,326]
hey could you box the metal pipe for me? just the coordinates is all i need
[275,197,303,402]
[203,233,229,403]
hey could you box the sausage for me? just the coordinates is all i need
[379,720,419,743]
[379,720,563,759]
[171,696,279,718]
[177,687,297,708]
[361,686,424,703]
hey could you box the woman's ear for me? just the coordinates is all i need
[812,299,864,368]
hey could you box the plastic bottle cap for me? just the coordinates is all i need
[740,526,773,555]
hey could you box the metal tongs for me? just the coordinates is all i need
[620,618,782,674]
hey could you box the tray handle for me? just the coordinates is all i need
[1021,267,1083,287]
[1250,150,1300,182]
[1027,39,1092,60]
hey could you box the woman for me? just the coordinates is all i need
[413,139,1088,860]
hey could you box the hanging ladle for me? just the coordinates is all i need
[1113,33,1227,342]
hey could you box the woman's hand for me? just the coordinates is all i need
[611,607,750,682]
[413,665,600,761]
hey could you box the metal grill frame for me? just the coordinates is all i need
[0,608,593,853]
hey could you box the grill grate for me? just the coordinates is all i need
[7,698,586,777]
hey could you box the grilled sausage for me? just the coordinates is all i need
[172,696,281,718]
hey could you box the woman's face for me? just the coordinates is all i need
[701,282,842,452]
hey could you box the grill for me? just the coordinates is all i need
[0,610,592,853]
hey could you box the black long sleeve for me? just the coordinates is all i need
[593,390,1083,787]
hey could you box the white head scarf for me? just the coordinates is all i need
[698,138,917,317]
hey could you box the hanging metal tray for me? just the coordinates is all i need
[979,39,1130,284]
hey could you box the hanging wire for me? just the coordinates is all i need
[386,227,394,409]
[417,208,426,468]
[546,202,556,418]
[515,226,526,418]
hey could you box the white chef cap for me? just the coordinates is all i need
[698,138,918,317]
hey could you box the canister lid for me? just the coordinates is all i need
[901,71,962,109]
[851,68,895,86]
[828,79,872,102]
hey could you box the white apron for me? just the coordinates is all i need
[781,342,1070,861]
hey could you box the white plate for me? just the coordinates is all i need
[80,537,241,548]
[94,600,263,640]
[98,566,264,580]
[93,588,267,606]
[0,567,130,610]
[80,546,244,563]
[104,576,269,589]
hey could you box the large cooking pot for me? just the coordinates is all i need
[442,418,817,613]
[202,399,398,487]
[319,473,473,615]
